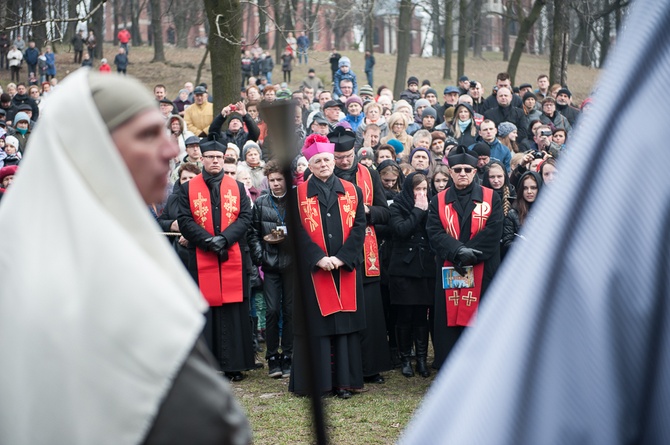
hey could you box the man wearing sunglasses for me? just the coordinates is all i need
[426,146,503,370]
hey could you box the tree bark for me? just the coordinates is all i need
[91,0,104,59]
[364,0,375,53]
[456,0,467,79]
[31,0,47,46]
[431,0,441,56]
[507,0,546,85]
[599,0,611,68]
[204,0,242,112]
[393,0,412,97]
[258,0,268,47]
[150,0,166,62]
[472,0,483,58]
[549,0,569,86]
[273,0,283,61]
[130,0,144,46]
[442,0,453,79]
[113,0,120,45]
[502,0,511,61]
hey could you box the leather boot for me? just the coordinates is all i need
[396,325,414,378]
[414,325,431,378]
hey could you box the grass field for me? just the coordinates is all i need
[1,44,600,105]
[232,360,435,444]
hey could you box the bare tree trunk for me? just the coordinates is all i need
[91,0,104,59]
[393,0,412,97]
[130,0,144,46]
[364,0,375,53]
[502,0,510,61]
[258,0,268,47]
[599,0,611,67]
[196,45,210,85]
[472,0,483,58]
[63,0,80,48]
[273,0,283,62]
[150,0,166,62]
[443,0,453,79]
[456,0,467,79]
[549,0,569,85]
[204,0,242,111]
[431,0,440,56]
[113,0,120,45]
[31,0,47,46]
[507,0,546,85]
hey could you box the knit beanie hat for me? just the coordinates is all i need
[338,56,351,68]
[242,140,261,160]
[414,99,430,111]
[497,122,517,138]
[422,107,437,119]
[345,95,363,109]
[409,147,432,164]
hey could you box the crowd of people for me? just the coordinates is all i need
[0,46,590,399]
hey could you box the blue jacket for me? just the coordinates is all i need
[297,35,309,49]
[114,53,128,70]
[333,69,358,99]
[365,55,375,72]
[340,113,365,133]
[24,47,39,65]
[45,53,56,76]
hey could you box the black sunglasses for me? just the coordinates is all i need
[452,167,474,174]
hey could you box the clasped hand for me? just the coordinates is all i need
[316,256,345,271]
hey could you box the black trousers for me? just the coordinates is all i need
[263,271,294,358]
[74,50,83,64]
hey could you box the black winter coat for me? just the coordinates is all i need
[247,192,292,272]
[208,113,260,148]
[484,105,529,142]
[501,208,520,258]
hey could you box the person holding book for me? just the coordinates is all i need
[388,172,436,378]
[426,146,503,369]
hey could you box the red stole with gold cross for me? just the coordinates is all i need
[297,178,358,317]
[437,186,494,326]
[356,165,381,277]
[188,174,244,306]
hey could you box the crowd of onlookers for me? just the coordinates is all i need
[0,40,591,383]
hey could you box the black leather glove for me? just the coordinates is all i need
[453,263,468,277]
[455,246,482,266]
[204,235,227,253]
[217,248,229,262]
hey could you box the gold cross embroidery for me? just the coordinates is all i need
[301,197,320,232]
[448,291,459,306]
[193,192,209,229]
[445,205,458,238]
[340,191,357,228]
[223,189,238,225]
[472,201,491,231]
[461,291,477,307]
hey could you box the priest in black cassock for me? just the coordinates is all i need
[329,126,392,384]
[178,134,256,382]
[426,146,503,369]
[289,134,367,399]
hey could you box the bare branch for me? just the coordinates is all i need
[1,1,105,32]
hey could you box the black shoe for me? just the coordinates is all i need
[268,356,282,378]
[225,372,245,382]
[258,329,266,343]
[363,373,385,384]
[333,388,352,399]
[281,355,292,378]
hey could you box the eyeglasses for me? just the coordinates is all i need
[203,154,224,160]
[334,153,354,161]
[452,167,474,174]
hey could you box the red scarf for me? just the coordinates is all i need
[188,174,244,306]
[356,165,381,277]
[437,186,494,326]
[297,178,358,316]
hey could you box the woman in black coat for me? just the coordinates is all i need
[502,170,542,257]
[388,172,436,378]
